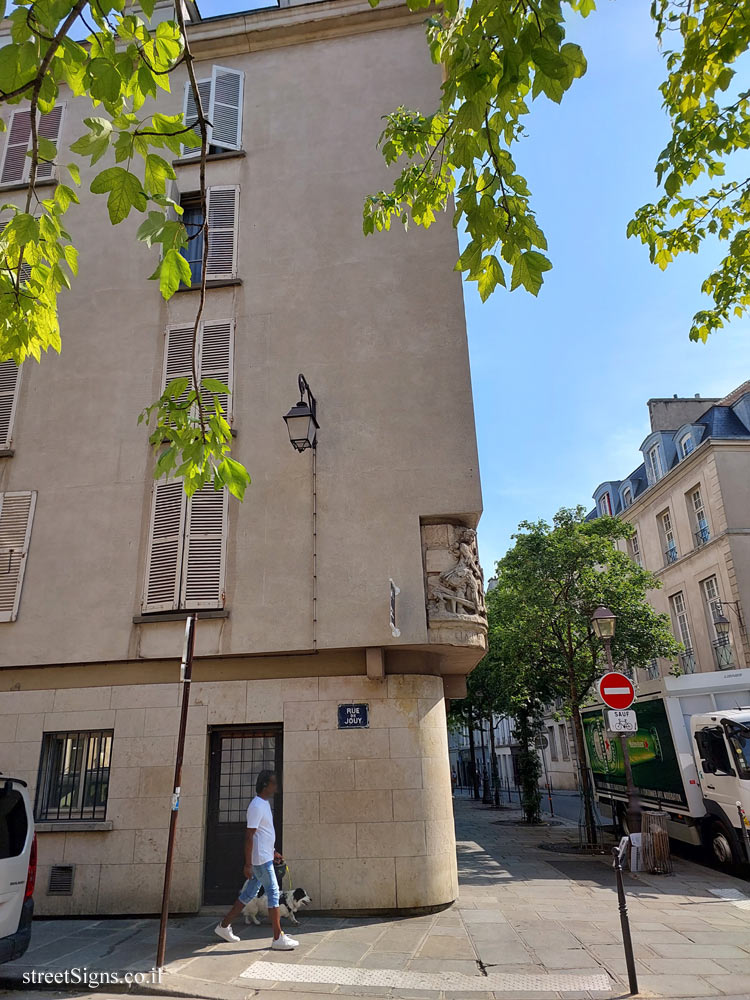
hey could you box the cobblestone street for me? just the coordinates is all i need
[3,795,750,999]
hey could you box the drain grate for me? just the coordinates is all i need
[240,960,612,994]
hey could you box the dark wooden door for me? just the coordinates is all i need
[203,725,283,905]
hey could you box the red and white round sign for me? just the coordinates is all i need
[598,672,635,710]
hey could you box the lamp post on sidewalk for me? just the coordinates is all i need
[591,606,641,834]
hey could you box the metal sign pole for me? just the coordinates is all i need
[155,613,197,972]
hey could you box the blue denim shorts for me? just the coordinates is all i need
[238,860,280,907]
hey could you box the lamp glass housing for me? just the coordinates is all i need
[713,612,730,638]
[592,605,616,640]
[283,402,318,451]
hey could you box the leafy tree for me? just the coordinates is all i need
[490,507,680,842]
[364,0,591,301]
[0,1,250,498]
[466,655,505,807]
[365,0,750,341]
[484,582,557,824]
[628,2,750,342]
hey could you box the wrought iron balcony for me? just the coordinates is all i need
[679,649,697,674]
[694,525,711,547]
[664,545,679,565]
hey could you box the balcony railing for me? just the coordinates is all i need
[694,525,711,547]
[713,637,735,670]
[646,660,660,680]
[664,545,679,565]
[679,649,697,674]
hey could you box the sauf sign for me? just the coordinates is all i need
[337,704,369,729]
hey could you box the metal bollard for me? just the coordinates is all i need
[737,801,750,863]
[612,840,638,995]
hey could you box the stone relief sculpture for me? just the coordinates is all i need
[427,529,485,619]
[421,523,487,651]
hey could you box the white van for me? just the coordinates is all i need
[0,777,36,963]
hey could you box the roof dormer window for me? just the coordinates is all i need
[648,444,663,484]
[599,491,612,516]
[679,433,694,459]
[622,486,632,508]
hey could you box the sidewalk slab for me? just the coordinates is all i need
[2,795,750,998]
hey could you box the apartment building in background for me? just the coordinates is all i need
[0,0,486,916]
[588,380,750,684]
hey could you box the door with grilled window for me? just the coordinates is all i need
[203,726,283,904]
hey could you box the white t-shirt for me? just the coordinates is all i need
[246,795,276,865]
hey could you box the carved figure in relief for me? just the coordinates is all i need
[427,528,486,619]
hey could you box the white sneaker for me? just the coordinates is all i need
[214,923,240,943]
[271,932,299,950]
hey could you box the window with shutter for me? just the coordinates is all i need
[142,480,186,612]
[181,68,243,156]
[181,484,228,609]
[142,320,234,613]
[163,318,234,421]
[209,66,244,151]
[206,187,239,281]
[182,78,212,156]
[1,106,64,185]
[0,360,21,450]
[201,320,234,420]
[0,490,36,622]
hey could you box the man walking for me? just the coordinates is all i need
[214,769,298,950]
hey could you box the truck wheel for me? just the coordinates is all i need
[706,819,741,868]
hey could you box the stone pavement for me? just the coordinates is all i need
[2,794,750,1000]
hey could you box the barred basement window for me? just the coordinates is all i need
[35,730,113,822]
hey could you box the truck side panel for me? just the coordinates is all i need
[582,699,689,810]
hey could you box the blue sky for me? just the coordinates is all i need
[207,1,748,572]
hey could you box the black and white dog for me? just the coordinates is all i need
[242,886,312,926]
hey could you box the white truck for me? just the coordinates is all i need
[582,667,750,869]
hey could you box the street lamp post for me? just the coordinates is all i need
[592,605,642,834]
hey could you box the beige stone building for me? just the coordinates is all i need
[590,381,750,684]
[0,0,485,915]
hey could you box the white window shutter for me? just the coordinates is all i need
[36,105,63,180]
[182,77,212,156]
[0,360,21,450]
[1,106,63,184]
[142,480,187,612]
[200,320,234,422]
[180,485,227,609]
[206,186,239,281]
[1,110,32,184]
[0,490,36,622]
[209,66,243,151]
[162,324,197,391]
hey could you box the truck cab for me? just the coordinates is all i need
[690,710,750,866]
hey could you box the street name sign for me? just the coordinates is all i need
[607,709,637,733]
[338,703,369,729]
[598,672,635,710]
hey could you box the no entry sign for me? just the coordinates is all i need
[598,672,635,710]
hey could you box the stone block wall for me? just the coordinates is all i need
[0,671,456,914]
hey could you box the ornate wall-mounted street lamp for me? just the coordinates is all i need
[283,373,319,452]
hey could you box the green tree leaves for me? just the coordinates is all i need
[90,166,147,223]
[629,1,750,341]
[364,0,595,301]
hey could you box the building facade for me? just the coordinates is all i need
[0,0,485,915]
[588,381,750,685]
